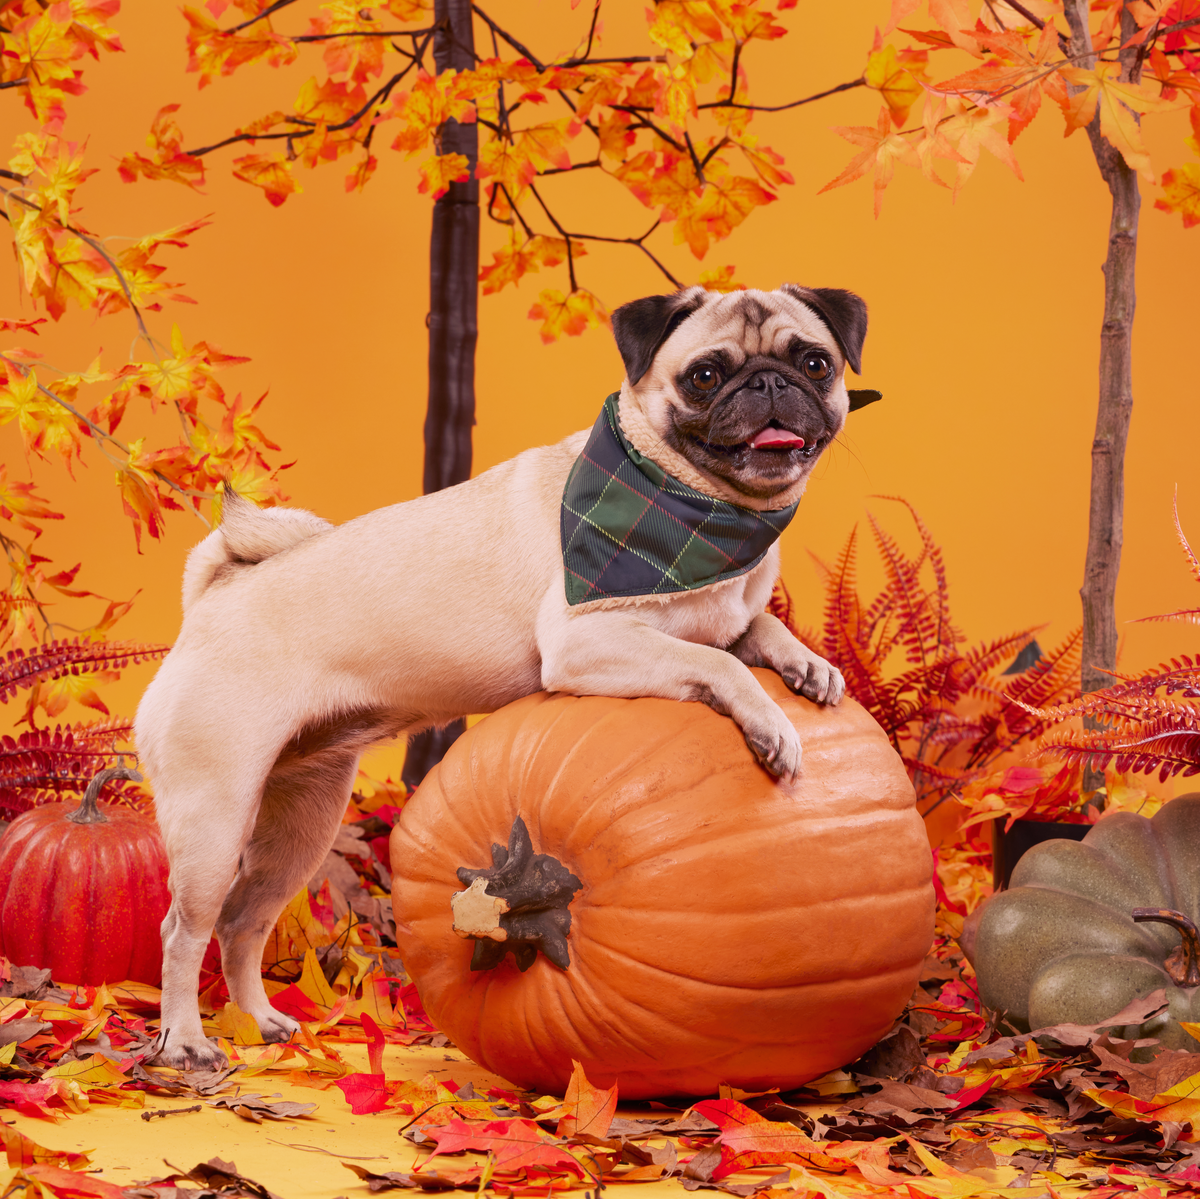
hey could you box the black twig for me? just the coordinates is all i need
[226,0,298,34]
[471,3,545,71]
[529,183,578,291]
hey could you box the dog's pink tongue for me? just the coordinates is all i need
[751,426,805,449]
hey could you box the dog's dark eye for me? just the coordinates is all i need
[690,365,720,392]
[802,354,830,381]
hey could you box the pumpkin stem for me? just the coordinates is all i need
[451,817,582,973]
[67,764,144,826]
[1132,907,1200,988]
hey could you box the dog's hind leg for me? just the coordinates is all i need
[155,783,264,1073]
[215,746,359,1046]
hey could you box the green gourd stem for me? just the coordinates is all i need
[1132,907,1200,988]
[66,765,144,826]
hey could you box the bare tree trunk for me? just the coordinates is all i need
[1062,0,1142,797]
[403,0,479,790]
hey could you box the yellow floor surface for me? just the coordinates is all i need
[8,1042,692,1199]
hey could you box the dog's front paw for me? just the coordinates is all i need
[742,707,803,781]
[781,652,845,706]
[253,1007,301,1044]
[153,1034,230,1073]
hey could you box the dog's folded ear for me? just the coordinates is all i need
[847,389,883,411]
[780,285,869,375]
[611,287,709,385]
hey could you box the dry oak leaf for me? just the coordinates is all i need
[820,106,919,217]
[1059,62,1176,181]
[207,1091,318,1122]
[528,288,609,343]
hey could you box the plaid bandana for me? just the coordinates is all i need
[561,394,799,607]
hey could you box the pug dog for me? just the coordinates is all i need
[135,283,877,1072]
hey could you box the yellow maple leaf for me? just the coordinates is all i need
[699,265,746,292]
[182,4,297,88]
[596,110,635,163]
[118,103,206,191]
[417,152,470,198]
[1060,61,1176,181]
[0,7,81,131]
[938,101,1023,196]
[865,43,923,127]
[1156,161,1200,227]
[819,106,920,217]
[528,288,609,343]
[232,151,302,206]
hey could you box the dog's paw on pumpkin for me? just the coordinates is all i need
[742,711,802,781]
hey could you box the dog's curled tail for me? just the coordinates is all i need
[182,491,333,613]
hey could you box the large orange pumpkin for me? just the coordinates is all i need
[0,766,171,986]
[391,669,934,1098]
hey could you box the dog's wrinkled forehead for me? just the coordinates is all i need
[610,284,869,388]
[657,289,840,373]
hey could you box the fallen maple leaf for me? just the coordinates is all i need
[336,1071,390,1115]
[420,1117,586,1176]
[556,1060,617,1139]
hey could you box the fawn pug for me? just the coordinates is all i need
[136,283,877,1071]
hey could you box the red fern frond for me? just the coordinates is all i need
[866,510,941,667]
[767,578,797,634]
[1042,720,1200,783]
[872,495,957,656]
[1173,489,1200,586]
[0,638,170,705]
[0,723,142,819]
[819,525,862,664]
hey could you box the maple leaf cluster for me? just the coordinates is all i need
[122,0,814,341]
[0,4,289,751]
[820,0,1200,222]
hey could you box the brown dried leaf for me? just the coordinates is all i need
[207,1092,318,1122]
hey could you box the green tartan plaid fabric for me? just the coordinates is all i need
[561,394,799,607]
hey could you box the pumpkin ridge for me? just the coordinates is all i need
[576,806,920,882]
[473,963,661,1070]
[585,881,936,927]
[577,936,927,993]
[522,699,736,853]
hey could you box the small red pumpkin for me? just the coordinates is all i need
[0,766,171,986]
[391,670,934,1098]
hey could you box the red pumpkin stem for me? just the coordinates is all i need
[67,765,144,826]
[1132,907,1200,988]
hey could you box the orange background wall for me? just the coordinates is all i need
[2,1,1198,781]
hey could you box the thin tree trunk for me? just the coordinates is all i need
[402,0,479,790]
[1062,0,1142,797]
